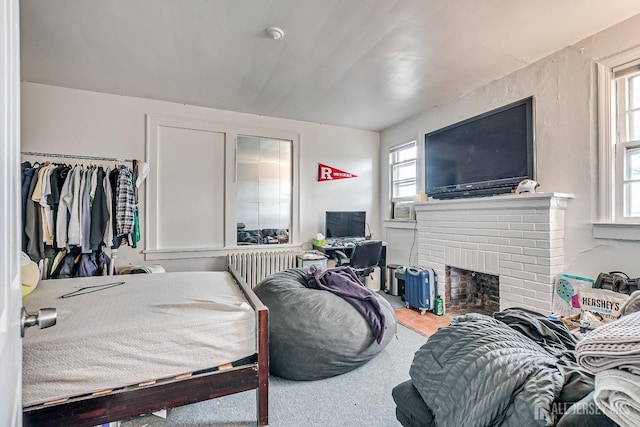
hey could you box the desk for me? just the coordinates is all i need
[312,242,387,291]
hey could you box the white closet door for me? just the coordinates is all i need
[147,117,225,250]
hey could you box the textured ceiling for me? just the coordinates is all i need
[20,0,640,131]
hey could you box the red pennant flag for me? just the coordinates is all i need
[318,163,357,181]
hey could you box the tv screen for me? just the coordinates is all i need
[325,211,366,238]
[425,97,535,199]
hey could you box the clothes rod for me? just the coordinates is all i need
[21,151,135,164]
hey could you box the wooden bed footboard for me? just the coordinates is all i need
[229,265,270,426]
[23,267,269,427]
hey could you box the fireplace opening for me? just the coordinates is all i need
[445,266,500,315]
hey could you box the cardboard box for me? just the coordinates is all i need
[577,288,629,321]
[552,274,595,317]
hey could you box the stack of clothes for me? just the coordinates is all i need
[393,306,628,426]
[576,291,640,427]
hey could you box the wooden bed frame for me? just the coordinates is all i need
[23,266,269,427]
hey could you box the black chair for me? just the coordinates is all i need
[333,240,383,283]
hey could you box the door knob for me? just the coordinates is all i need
[21,307,57,337]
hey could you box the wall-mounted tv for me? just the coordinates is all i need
[325,211,366,239]
[425,97,535,199]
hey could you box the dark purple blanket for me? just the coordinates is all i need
[306,265,387,343]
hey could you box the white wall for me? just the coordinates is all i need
[21,83,379,271]
[380,14,640,280]
[382,222,418,267]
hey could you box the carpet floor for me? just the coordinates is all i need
[119,323,429,427]
[394,308,451,337]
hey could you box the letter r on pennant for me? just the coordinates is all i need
[320,166,333,180]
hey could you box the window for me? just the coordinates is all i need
[615,71,640,220]
[389,141,417,202]
[595,48,640,240]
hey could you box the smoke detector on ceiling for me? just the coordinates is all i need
[265,27,284,40]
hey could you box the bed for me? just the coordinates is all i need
[22,267,268,427]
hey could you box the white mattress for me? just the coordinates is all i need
[22,271,256,407]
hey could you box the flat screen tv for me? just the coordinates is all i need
[325,211,366,239]
[425,97,535,199]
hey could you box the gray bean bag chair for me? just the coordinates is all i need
[254,268,396,380]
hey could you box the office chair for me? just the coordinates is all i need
[333,240,383,284]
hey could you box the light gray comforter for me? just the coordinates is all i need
[576,311,640,427]
[576,310,640,375]
[409,313,591,427]
[23,272,256,407]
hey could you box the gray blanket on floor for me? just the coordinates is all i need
[576,310,640,375]
[594,369,640,427]
[409,313,592,427]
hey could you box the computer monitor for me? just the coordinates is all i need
[325,211,366,239]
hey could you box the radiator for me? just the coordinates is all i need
[228,250,298,288]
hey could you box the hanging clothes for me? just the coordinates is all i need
[80,168,92,253]
[56,166,74,249]
[48,164,70,248]
[115,165,135,240]
[109,167,120,249]
[25,165,45,262]
[20,154,142,278]
[39,165,55,246]
[102,166,114,248]
[21,162,36,253]
[90,167,109,251]
[67,166,83,246]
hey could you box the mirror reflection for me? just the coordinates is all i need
[236,135,292,245]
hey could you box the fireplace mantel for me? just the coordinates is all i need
[414,193,573,314]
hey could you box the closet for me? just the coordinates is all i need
[20,152,145,278]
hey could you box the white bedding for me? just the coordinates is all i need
[22,271,256,407]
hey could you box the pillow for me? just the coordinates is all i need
[21,252,40,296]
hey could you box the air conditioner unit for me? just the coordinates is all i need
[394,202,415,220]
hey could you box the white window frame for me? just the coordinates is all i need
[389,140,417,203]
[594,46,640,240]
[614,72,640,221]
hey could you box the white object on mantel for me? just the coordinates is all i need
[515,179,539,194]
[414,193,574,315]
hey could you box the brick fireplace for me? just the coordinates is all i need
[415,193,572,314]
[446,267,500,315]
